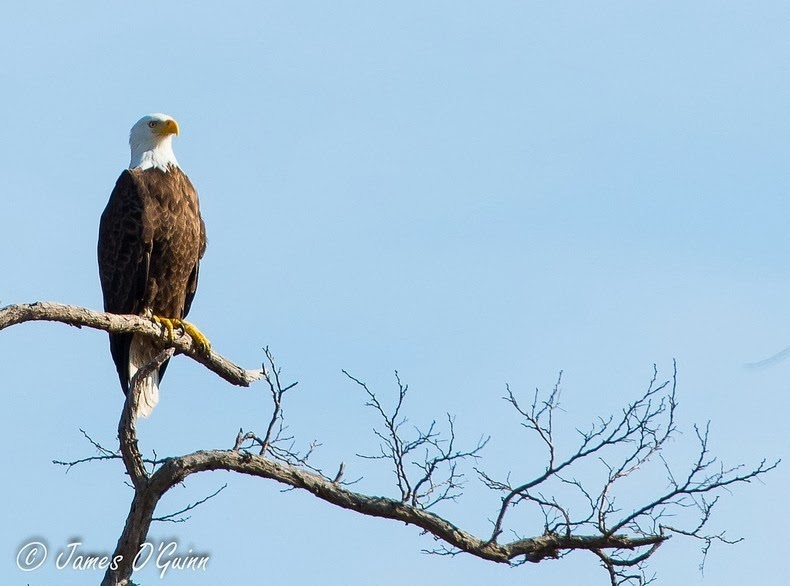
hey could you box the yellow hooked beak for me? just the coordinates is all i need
[154,119,180,136]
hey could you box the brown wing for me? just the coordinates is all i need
[97,170,153,393]
[180,172,206,320]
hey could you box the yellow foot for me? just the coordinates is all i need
[152,315,177,343]
[180,320,211,354]
[151,316,211,354]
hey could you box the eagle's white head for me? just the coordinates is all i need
[129,113,181,172]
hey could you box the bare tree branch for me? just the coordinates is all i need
[0,302,262,387]
[153,484,228,523]
[473,362,779,584]
[260,346,299,456]
[1,302,778,586]
[53,429,166,472]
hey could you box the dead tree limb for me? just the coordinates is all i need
[0,302,262,387]
[2,302,779,586]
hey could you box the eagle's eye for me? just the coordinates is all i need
[148,121,157,128]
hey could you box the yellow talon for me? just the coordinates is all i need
[180,320,211,354]
[152,315,176,342]
[151,315,211,354]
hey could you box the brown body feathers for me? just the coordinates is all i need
[98,166,206,394]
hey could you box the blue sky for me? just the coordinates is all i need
[1,2,788,584]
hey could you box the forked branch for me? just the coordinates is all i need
[4,302,777,586]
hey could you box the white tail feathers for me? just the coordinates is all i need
[128,334,161,418]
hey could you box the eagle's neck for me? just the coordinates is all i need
[129,136,180,172]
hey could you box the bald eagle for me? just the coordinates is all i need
[98,113,209,418]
